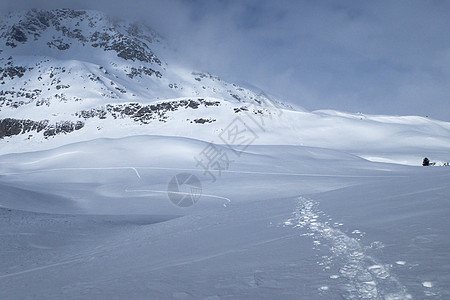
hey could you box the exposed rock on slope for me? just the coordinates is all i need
[0,9,282,140]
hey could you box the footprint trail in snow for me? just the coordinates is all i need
[284,197,412,299]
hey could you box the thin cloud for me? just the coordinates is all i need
[1,0,449,120]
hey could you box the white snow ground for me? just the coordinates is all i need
[1,9,449,299]
[0,135,449,299]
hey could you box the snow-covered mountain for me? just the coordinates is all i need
[0,9,449,299]
[2,9,448,166]
[0,9,286,142]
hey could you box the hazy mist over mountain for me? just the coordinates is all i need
[1,0,449,120]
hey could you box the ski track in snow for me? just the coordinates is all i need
[0,166,407,179]
[0,258,84,279]
[125,189,231,207]
[285,197,412,299]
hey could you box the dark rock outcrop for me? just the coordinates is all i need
[77,98,220,124]
[1,9,163,65]
[0,118,84,138]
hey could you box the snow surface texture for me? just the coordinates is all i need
[0,9,449,300]
[0,136,449,299]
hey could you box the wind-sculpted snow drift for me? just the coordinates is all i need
[0,136,448,299]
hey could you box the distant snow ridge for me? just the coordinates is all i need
[285,197,412,299]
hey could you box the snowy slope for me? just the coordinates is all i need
[2,103,449,167]
[0,136,449,299]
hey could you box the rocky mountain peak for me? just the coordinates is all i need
[0,8,163,65]
[0,9,288,144]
